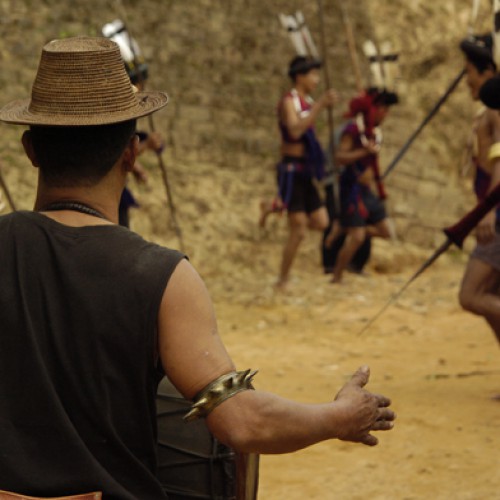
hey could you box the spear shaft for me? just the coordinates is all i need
[112,0,184,251]
[358,181,500,335]
[339,3,363,93]
[316,0,340,216]
[382,68,465,180]
[357,239,450,336]
[147,114,185,251]
[382,0,482,180]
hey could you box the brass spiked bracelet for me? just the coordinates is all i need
[184,369,257,422]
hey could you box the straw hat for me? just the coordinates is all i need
[0,37,168,126]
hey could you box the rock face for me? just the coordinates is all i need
[0,0,487,253]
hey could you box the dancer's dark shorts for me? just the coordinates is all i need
[341,187,386,227]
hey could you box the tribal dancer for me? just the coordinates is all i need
[273,56,338,289]
[458,35,500,363]
[328,88,398,283]
[103,20,163,228]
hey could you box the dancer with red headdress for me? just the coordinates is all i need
[328,88,398,283]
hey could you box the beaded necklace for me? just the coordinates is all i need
[39,201,107,221]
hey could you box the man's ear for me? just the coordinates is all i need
[21,130,40,168]
[122,134,139,173]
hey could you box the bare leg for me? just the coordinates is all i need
[276,211,308,289]
[366,218,391,239]
[308,206,329,232]
[324,219,343,248]
[332,227,367,283]
[459,257,500,344]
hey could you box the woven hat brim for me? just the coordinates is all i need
[0,91,168,126]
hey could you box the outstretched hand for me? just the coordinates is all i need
[333,366,395,446]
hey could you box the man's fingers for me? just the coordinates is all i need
[361,434,378,446]
[348,365,370,388]
[377,408,396,422]
[372,393,391,407]
[371,420,394,431]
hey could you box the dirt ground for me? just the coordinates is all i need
[202,233,500,500]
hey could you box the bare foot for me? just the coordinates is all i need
[347,265,369,276]
[274,278,289,292]
[491,393,500,402]
[330,274,343,284]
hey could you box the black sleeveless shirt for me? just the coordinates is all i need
[0,211,184,499]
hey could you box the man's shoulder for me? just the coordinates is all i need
[482,106,500,127]
[0,210,30,227]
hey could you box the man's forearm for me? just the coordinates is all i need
[336,147,371,166]
[206,390,342,454]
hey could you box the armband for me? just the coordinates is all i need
[488,142,500,163]
[184,369,257,422]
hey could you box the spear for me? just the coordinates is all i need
[109,2,185,251]
[339,3,364,93]
[468,0,480,36]
[383,0,481,180]
[316,0,341,218]
[494,0,500,67]
[149,129,185,251]
[358,182,500,335]
[127,37,184,252]
[381,68,465,180]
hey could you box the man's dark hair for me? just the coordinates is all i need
[30,119,137,187]
[288,56,322,81]
[465,52,497,73]
[479,74,500,109]
[367,87,399,107]
[460,34,497,74]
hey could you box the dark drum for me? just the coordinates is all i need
[156,377,259,500]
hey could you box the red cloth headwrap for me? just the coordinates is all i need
[344,91,378,137]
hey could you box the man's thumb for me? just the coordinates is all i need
[350,365,370,387]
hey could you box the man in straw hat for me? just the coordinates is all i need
[457,34,500,373]
[0,37,395,498]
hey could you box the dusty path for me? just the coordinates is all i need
[207,242,500,499]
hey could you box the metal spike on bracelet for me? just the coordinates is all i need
[184,369,258,422]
